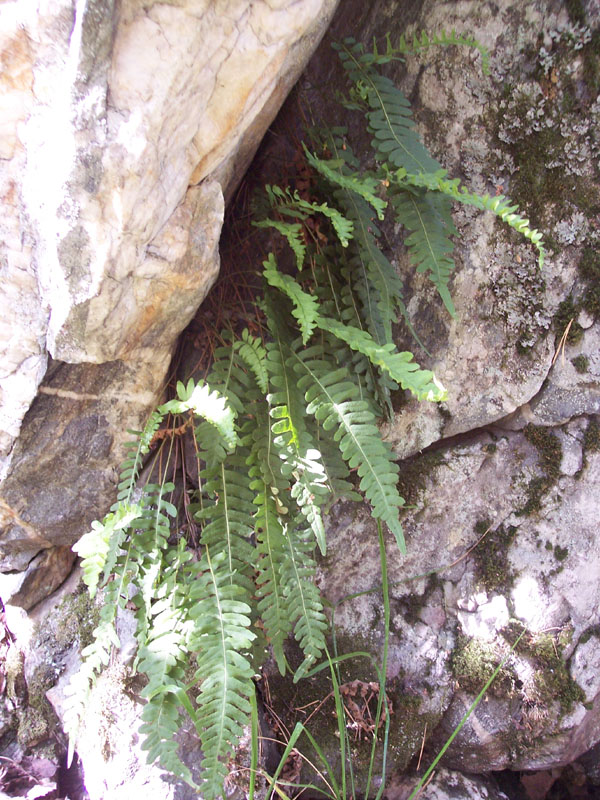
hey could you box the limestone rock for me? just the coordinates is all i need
[0,546,75,610]
[313,424,600,774]
[0,0,338,567]
[387,768,510,800]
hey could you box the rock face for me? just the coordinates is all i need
[0,0,338,569]
[2,0,600,797]
[259,0,600,787]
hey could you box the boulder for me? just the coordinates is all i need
[0,0,338,570]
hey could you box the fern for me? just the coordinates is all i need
[395,168,546,266]
[266,331,329,554]
[382,29,490,75]
[66,31,547,798]
[253,486,293,674]
[263,253,320,344]
[291,345,406,552]
[281,523,328,682]
[391,187,458,315]
[336,38,441,175]
[187,549,256,800]
[316,315,446,402]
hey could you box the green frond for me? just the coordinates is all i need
[266,335,329,554]
[291,347,406,552]
[260,184,354,249]
[303,145,387,220]
[280,524,328,682]
[254,218,306,270]
[235,329,268,394]
[396,169,546,266]
[390,186,457,315]
[383,29,490,75]
[73,503,141,598]
[263,254,320,344]
[253,487,292,674]
[188,550,256,800]
[207,338,259,415]
[341,192,404,343]
[196,456,256,592]
[160,380,238,453]
[138,549,194,784]
[316,315,446,402]
[336,39,441,174]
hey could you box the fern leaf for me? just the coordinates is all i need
[160,380,238,452]
[196,456,256,593]
[316,315,446,402]
[235,329,268,394]
[336,39,441,174]
[138,546,194,785]
[260,184,354,249]
[303,145,387,220]
[254,218,306,270]
[341,192,404,343]
[263,254,320,344]
[291,347,406,552]
[73,504,141,598]
[385,29,490,75]
[281,523,328,683]
[188,550,256,800]
[396,169,546,266]
[253,487,292,674]
[391,186,457,315]
[266,335,330,554]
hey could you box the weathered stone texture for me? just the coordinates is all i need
[0,0,338,566]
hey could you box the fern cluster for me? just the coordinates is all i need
[65,36,544,797]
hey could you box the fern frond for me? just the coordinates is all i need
[207,338,258,416]
[391,186,457,315]
[291,347,406,552]
[395,169,546,266]
[73,503,141,598]
[188,550,256,800]
[316,315,446,402]
[336,39,441,174]
[266,335,329,554]
[160,380,238,452]
[263,254,320,344]
[281,523,328,683]
[196,456,256,592]
[254,218,306,270]
[138,542,195,785]
[341,193,404,343]
[253,487,292,674]
[383,29,490,75]
[260,184,354,249]
[303,145,387,220]
[235,329,268,394]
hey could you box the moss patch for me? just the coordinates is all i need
[517,424,563,516]
[502,624,584,714]
[554,296,584,345]
[397,450,446,507]
[473,519,517,592]
[583,418,600,452]
[451,634,515,697]
[571,355,589,373]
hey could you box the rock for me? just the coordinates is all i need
[309,425,600,775]
[0,546,75,610]
[0,0,338,567]
[387,767,510,800]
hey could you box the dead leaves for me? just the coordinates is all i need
[338,679,390,741]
